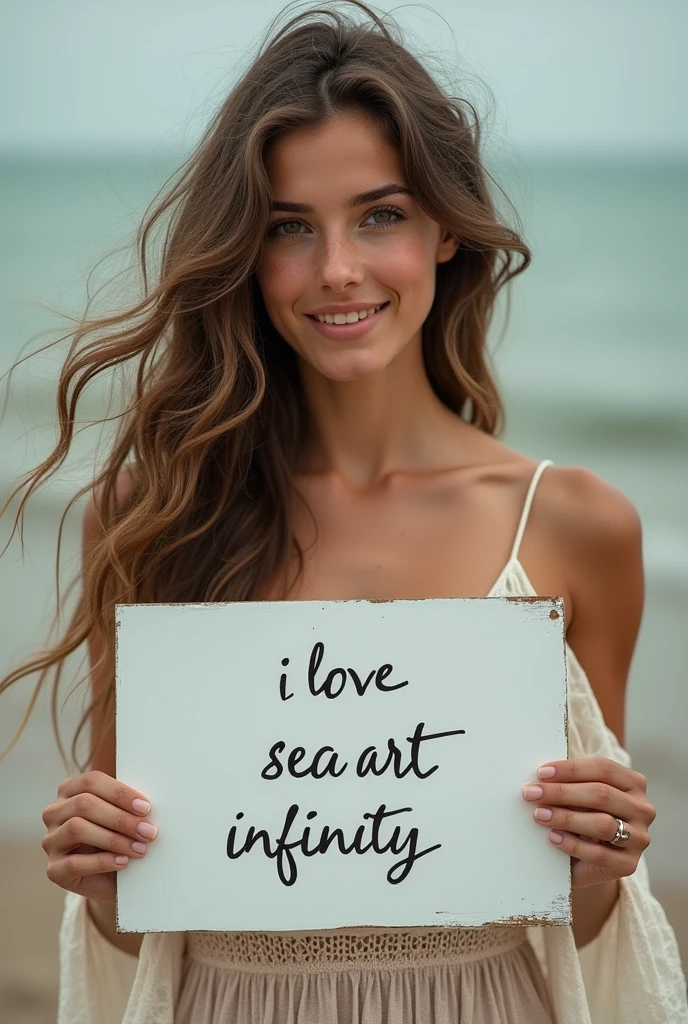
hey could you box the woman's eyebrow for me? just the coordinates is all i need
[270,183,414,214]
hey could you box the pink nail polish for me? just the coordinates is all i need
[114,856,129,865]
[132,799,150,815]
[534,807,553,822]
[523,785,543,800]
[131,841,147,855]
[549,831,564,845]
[136,822,158,840]
[538,765,556,779]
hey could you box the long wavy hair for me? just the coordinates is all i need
[0,0,531,770]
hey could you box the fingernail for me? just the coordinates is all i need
[538,766,556,779]
[534,807,553,822]
[136,822,158,840]
[114,855,129,865]
[522,785,543,800]
[131,841,147,855]
[549,831,564,845]
[132,799,150,815]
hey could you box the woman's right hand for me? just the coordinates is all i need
[41,771,158,904]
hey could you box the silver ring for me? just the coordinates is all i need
[609,818,631,846]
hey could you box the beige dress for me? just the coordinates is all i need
[176,925,553,1023]
[56,461,688,1024]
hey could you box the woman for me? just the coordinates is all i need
[1,2,685,1022]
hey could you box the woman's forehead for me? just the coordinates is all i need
[264,115,402,194]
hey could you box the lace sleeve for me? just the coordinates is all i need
[564,646,688,1023]
[58,892,138,1024]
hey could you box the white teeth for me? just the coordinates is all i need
[314,304,383,324]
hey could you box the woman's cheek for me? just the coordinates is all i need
[383,238,438,313]
[256,252,303,309]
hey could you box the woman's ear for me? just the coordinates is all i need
[436,231,460,264]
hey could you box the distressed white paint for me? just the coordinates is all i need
[115,598,569,933]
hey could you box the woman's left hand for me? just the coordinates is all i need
[522,757,656,888]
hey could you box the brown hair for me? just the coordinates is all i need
[0,0,530,769]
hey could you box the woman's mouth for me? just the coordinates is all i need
[305,302,390,341]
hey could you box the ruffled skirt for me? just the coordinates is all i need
[174,927,555,1023]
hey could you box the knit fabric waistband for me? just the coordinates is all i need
[184,926,528,974]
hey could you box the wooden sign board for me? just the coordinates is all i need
[115,598,570,933]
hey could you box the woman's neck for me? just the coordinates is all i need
[297,336,459,486]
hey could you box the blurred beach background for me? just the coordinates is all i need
[1,1,687,1021]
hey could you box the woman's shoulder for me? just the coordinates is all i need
[464,425,643,597]
[461,428,641,555]
[535,464,642,565]
[530,465,644,670]
[526,464,644,738]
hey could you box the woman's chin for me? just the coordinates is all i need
[308,348,392,383]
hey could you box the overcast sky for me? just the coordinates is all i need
[2,0,687,158]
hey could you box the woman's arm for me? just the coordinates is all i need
[85,473,148,957]
[565,470,645,946]
[85,635,146,955]
[523,467,651,948]
[41,471,153,957]
[562,467,645,750]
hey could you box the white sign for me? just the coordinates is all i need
[115,598,570,933]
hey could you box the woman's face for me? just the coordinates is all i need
[255,111,459,383]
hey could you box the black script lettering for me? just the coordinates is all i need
[287,746,307,775]
[308,641,348,699]
[226,804,441,887]
[300,804,441,885]
[226,804,301,885]
[356,740,398,777]
[373,663,407,692]
[355,722,466,779]
[308,641,327,696]
[261,741,286,780]
[323,666,347,699]
[279,657,294,701]
[308,641,409,699]
[346,666,377,695]
[262,741,348,780]
[404,722,467,779]
[309,745,348,779]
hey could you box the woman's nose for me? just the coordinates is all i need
[314,236,365,291]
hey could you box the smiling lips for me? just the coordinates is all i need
[307,302,388,324]
[305,302,390,340]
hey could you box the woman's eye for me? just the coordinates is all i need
[267,205,406,239]
[369,206,404,228]
[271,220,303,237]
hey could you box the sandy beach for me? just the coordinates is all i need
[0,843,64,1023]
